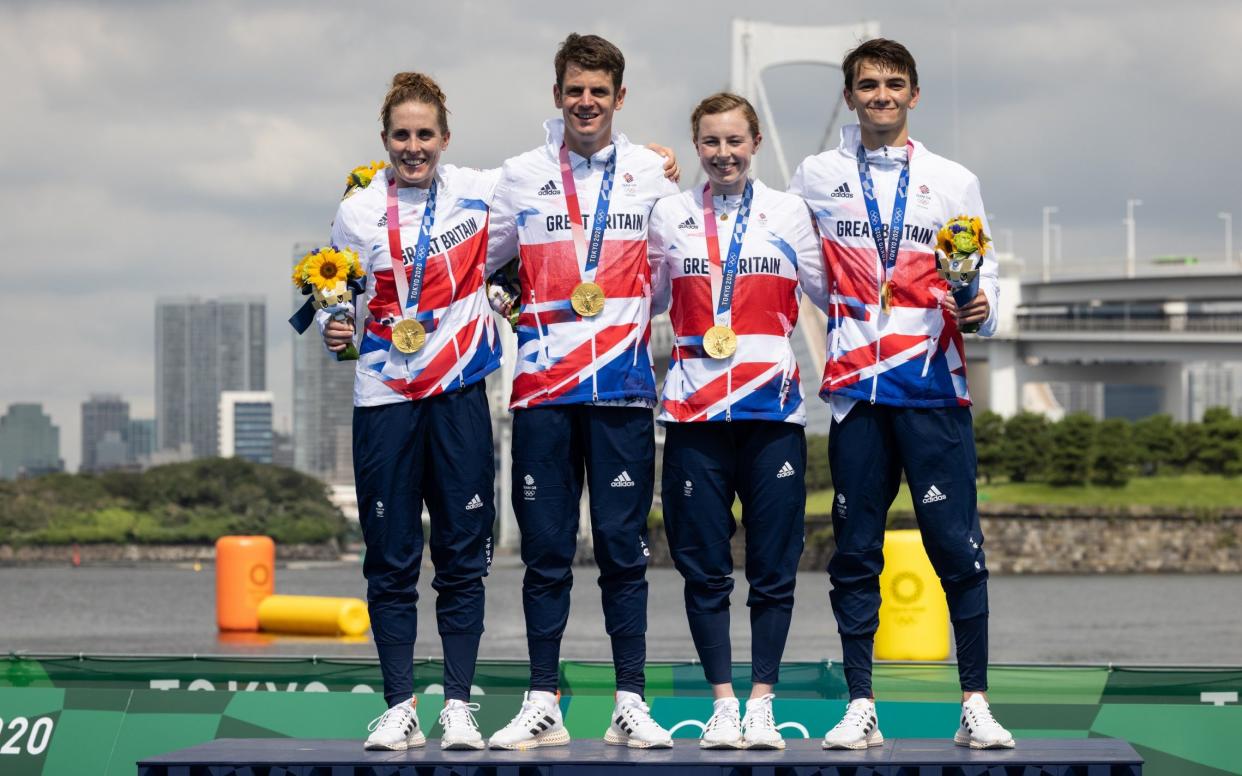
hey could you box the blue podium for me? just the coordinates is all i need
[138,737,1143,775]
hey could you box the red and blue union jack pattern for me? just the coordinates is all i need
[326,164,503,406]
[789,125,1000,409]
[488,120,678,409]
[650,181,824,425]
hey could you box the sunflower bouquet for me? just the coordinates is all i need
[342,160,387,200]
[935,216,991,334]
[288,246,366,361]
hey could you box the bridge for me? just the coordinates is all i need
[966,257,1242,420]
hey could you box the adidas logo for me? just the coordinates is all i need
[611,471,636,488]
[376,213,387,227]
[465,494,483,511]
[538,180,561,196]
[777,461,796,479]
[678,216,698,230]
[830,182,853,199]
[922,484,947,504]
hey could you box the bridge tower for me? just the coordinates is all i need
[729,18,880,382]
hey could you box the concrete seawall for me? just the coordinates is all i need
[646,507,1242,574]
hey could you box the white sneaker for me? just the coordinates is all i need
[439,699,485,750]
[742,693,784,750]
[699,697,743,749]
[488,691,570,750]
[822,698,883,750]
[954,694,1015,749]
[364,698,425,751]
[604,691,673,748]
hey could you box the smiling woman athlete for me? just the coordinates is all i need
[323,72,501,753]
[647,92,826,750]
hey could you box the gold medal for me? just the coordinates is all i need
[571,281,605,317]
[391,318,426,354]
[880,281,893,314]
[703,325,738,359]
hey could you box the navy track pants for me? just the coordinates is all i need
[511,405,654,696]
[353,382,494,705]
[661,421,806,686]
[827,403,990,699]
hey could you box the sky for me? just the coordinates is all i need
[3,0,1240,471]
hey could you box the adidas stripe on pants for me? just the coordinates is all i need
[826,403,990,699]
[353,382,495,706]
[661,421,806,686]
[511,405,654,696]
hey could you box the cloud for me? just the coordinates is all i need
[5,0,1241,470]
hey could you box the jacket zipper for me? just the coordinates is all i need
[871,250,883,404]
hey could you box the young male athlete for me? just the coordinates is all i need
[484,33,679,750]
[788,38,1014,750]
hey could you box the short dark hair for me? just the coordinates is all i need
[555,33,625,92]
[842,38,919,92]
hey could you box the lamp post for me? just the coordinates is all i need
[1125,198,1142,277]
[1042,206,1058,282]
[1220,212,1234,266]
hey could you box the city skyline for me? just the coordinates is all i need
[4,0,1240,470]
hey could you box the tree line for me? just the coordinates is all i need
[0,458,347,545]
[974,406,1242,486]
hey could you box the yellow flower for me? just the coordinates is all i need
[938,215,991,258]
[338,247,363,279]
[346,160,388,189]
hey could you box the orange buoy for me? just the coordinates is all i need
[215,535,275,631]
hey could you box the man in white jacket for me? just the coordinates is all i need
[789,38,1014,751]
[485,32,678,751]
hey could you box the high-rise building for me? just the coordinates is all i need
[81,394,130,473]
[127,419,157,466]
[156,296,266,459]
[271,430,295,470]
[219,391,274,464]
[290,243,356,485]
[0,404,63,480]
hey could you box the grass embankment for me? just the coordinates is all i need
[647,475,1240,522]
[803,474,1239,516]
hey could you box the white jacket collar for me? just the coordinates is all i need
[543,118,629,165]
[837,123,924,163]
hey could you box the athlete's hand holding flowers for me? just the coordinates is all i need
[935,216,990,334]
[289,245,365,361]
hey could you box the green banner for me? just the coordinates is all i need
[0,656,1239,775]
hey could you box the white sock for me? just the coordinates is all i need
[713,697,739,711]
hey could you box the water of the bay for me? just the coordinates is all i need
[1,560,1238,665]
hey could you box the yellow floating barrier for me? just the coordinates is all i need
[875,529,950,661]
[257,594,371,637]
[215,535,275,632]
